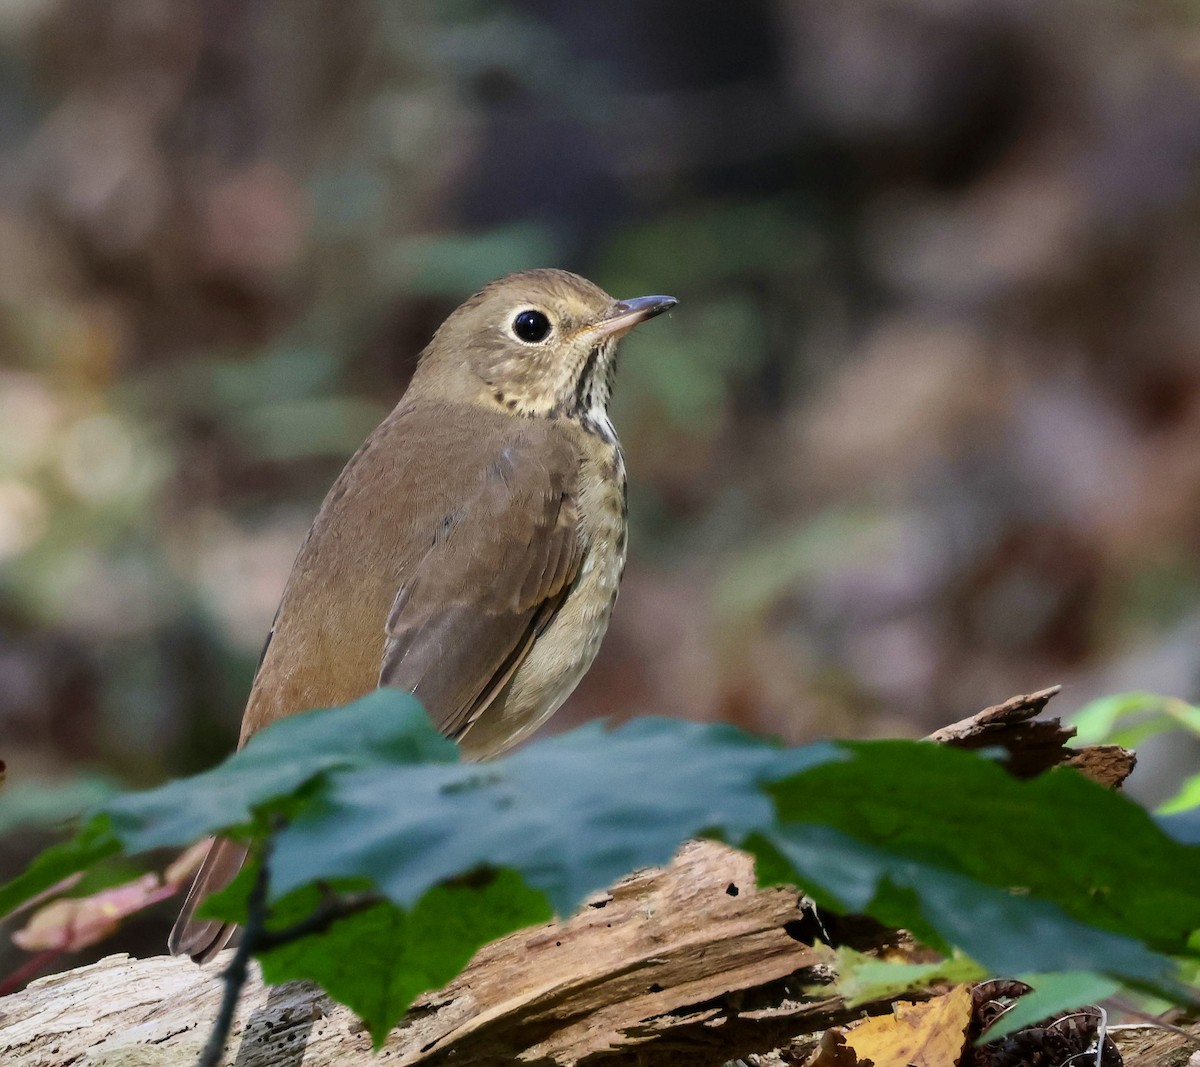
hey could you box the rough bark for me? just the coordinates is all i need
[0,840,886,1067]
[926,684,1136,787]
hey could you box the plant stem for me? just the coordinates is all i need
[196,849,270,1067]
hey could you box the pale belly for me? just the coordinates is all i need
[457,443,627,760]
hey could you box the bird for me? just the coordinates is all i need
[169,268,677,961]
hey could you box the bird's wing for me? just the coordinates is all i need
[171,413,585,962]
[378,436,583,742]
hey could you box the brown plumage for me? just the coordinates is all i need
[169,269,676,961]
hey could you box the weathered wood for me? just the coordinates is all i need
[1110,1021,1200,1065]
[926,684,1136,787]
[0,841,881,1067]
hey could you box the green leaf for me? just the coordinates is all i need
[267,717,836,913]
[193,854,263,925]
[0,816,120,919]
[1072,691,1200,748]
[980,971,1121,1043]
[825,947,986,1006]
[0,774,119,835]
[1160,772,1200,816]
[258,869,552,1048]
[0,691,451,915]
[1071,692,1163,744]
[102,690,456,853]
[765,740,1200,956]
[201,857,552,1047]
[754,824,1174,985]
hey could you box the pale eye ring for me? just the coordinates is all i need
[511,309,552,344]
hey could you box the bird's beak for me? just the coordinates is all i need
[588,294,678,341]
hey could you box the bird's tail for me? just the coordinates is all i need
[168,837,248,963]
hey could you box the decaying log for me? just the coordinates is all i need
[0,840,886,1067]
[0,688,1141,1066]
[1110,1021,1200,1064]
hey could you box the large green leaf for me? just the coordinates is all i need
[986,972,1121,1043]
[765,741,1200,954]
[267,716,834,913]
[755,824,1174,984]
[104,689,457,853]
[258,870,553,1047]
[0,691,451,916]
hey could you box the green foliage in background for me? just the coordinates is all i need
[1073,691,1200,814]
[3,691,1199,1045]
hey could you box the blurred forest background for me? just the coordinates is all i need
[4,0,1200,972]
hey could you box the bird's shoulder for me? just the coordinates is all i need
[337,399,585,510]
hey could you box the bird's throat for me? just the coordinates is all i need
[568,342,619,441]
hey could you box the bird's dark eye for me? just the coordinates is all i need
[512,309,552,343]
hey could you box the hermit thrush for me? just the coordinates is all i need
[169,269,676,960]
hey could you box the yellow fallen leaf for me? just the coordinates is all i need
[804,1028,868,1066]
[842,984,973,1067]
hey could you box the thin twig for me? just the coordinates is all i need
[192,850,378,1067]
[196,848,271,1067]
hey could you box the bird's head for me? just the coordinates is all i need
[411,269,676,425]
